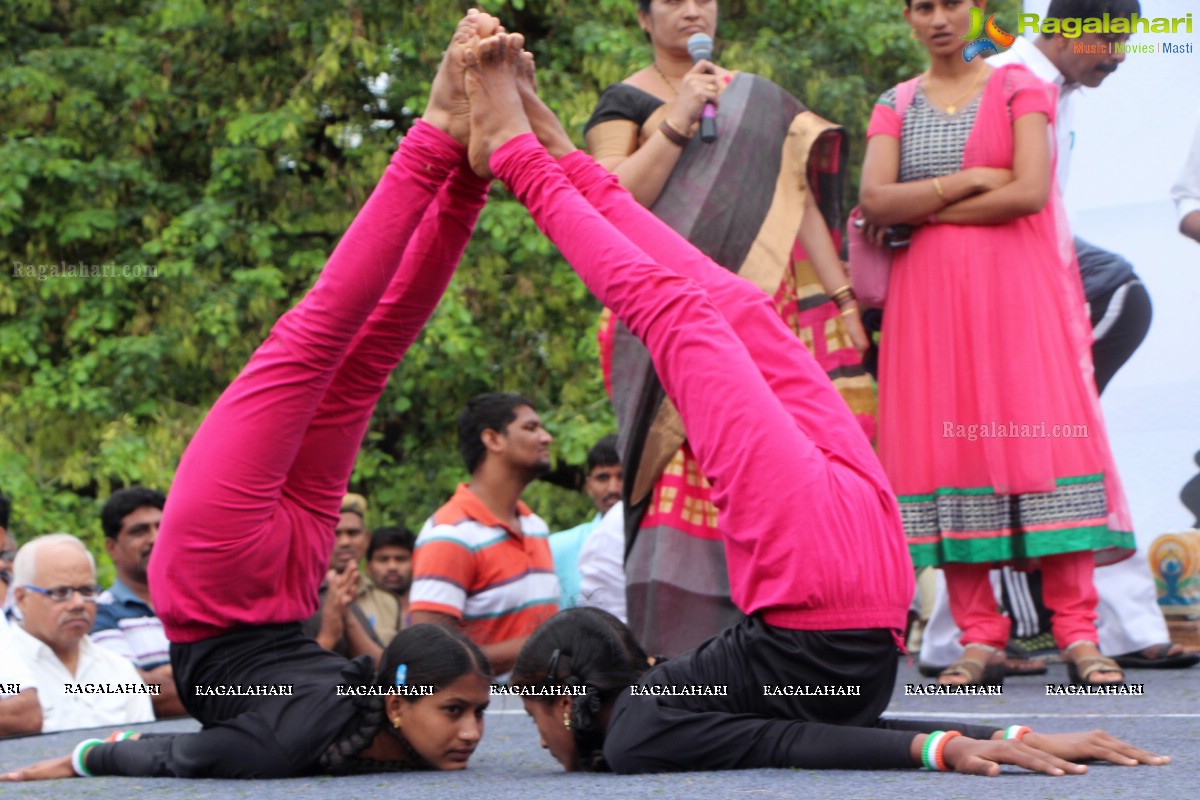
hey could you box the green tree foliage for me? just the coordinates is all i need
[1,0,1017,570]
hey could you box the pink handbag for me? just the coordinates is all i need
[847,77,920,310]
[847,205,892,309]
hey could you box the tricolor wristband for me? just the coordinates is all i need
[71,738,104,777]
[1004,725,1032,741]
[933,731,962,771]
[921,731,944,770]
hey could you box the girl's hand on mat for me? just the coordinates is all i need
[942,737,1085,776]
[1024,731,1170,766]
[0,754,75,781]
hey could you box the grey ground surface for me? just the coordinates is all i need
[2,660,1196,800]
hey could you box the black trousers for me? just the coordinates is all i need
[91,624,372,778]
[604,618,999,773]
[1090,277,1152,393]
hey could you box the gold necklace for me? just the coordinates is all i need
[652,62,678,97]
[927,65,987,114]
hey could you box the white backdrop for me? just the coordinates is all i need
[1021,0,1200,548]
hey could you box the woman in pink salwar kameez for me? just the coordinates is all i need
[860,0,1134,688]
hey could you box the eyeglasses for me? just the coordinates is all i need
[21,584,101,602]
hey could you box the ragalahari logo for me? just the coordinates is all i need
[962,7,1016,61]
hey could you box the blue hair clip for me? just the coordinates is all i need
[395,663,408,687]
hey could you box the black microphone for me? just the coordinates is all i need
[686,32,717,144]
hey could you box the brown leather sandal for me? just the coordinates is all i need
[938,645,1005,686]
[1066,654,1125,686]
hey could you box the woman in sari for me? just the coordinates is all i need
[585,0,875,656]
[860,0,1135,687]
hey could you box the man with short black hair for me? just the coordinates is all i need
[410,392,559,677]
[366,525,415,623]
[550,435,622,609]
[92,486,188,719]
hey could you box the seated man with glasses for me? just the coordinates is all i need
[9,534,154,732]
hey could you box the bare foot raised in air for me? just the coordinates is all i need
[515,50,576,160]
[424,9,503,147]
[464,33,533,178]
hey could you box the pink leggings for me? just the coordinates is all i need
[493,136,914,631]
[151,122,488,642]
[945,551,1099,650]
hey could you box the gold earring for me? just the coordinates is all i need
[910,29,917,39]
[563,714,571,730]
[392,717,402,729]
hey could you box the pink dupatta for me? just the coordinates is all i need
[963,63,1134,540]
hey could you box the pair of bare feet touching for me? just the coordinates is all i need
[423,8,574,180]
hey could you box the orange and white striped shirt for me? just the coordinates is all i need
[411,484,559,649]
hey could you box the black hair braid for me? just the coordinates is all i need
[319,694,399,774]
[568,679,610,771]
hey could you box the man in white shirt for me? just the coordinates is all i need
[10,534,154,732]
[920,0,1196,674]
[577,500,627,623]
[551,435,623,609]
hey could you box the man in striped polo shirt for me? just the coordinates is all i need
[410,393,560,677]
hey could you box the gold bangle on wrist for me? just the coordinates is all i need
[840,305,860,317]
[659,119,691,147]
[932,177,946,202]
[830,286,857,308]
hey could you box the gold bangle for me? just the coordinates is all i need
[662,117,691,138]
[829,284,851,299]
[932,177,946,201]
[840,307,859,318]
[659,119,691,147]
